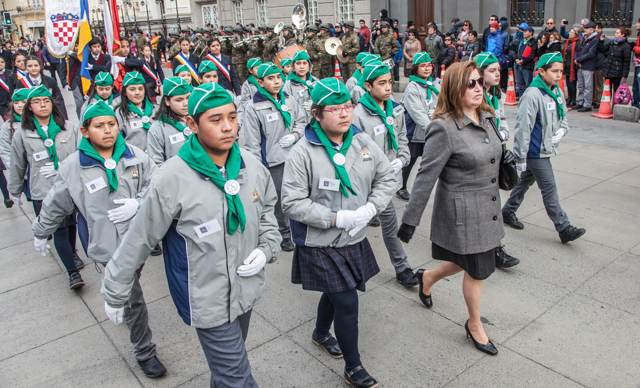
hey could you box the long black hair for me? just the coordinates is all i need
[116,83,153,124]
[25,55,45,79]
[152,95,183,122]
[86,82,115,102]
[21,94,67,132]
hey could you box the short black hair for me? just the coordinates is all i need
[359,19,365,24]
[179,37,190,44]
[596,23,604,29]
[469,30,478,38]
[490,14,498,19]
[88,37,102,47]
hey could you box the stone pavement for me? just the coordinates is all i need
[1,94,639,387]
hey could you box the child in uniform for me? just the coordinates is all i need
[345,52,370,92]
[81,71,121,112]
[0,89,28,208]
[115,71,158,152]
[283,50,319,120]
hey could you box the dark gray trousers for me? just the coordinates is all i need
[124,268,157,362]
[268,163,290,239]
[379,200,411,274]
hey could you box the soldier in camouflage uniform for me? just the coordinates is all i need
[262,26,279,63]
[167,33,181,61]
[305,25,319,78]
[340,21,360,81]
[374,21,399,62]
[220,27,234,58]
[313,24,333,79]
[231,26,249,85]
[247,28,264,61]
[193,28,208,60]
[280,25,297,50]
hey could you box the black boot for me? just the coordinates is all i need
[559,225,586,244]
[150,244,162,256]
[495,246,520,268]
[69,272,85,289]
[73,250,85,270]
[138,356,167,378]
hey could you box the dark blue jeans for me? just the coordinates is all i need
[0,170,9,200]
[33,200,78,275]
[515,67,533,97]
[315,289,360,371]
[633,66,640,108]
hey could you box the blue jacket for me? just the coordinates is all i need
[576,33,599,71]
[486,31,504,58]
[42,46,61,64]
[394,39,402,62]
[500,21,511,53]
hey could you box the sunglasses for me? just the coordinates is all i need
[546,22,554,25]
[463,24,469,26]
[467,77,485,89]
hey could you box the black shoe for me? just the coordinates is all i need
[495,246,520,268]
[577,107,592,112]
[465,320,498,355]
[4,198,13,208]
[414,269,432,308]
[572,104,582,110]
[559,225,586,244]
[73,251,85,270]
[138,356,167,378]
[311,331,343,359]
[69,272,85,289]
[396,268,419,287]
[593,103,600,110]
[395,189,410,201]
[344,366,379,388]
[47,235,53,241]
[280,238,294,252]
[368,216,380,227]
[150,244,162,256]
[502,210,524,230]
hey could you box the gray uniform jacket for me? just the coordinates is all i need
[240,80,258,108]
[0,120,20,169]
[400,79,440,143]
[9,121,80,200]
[115,104,159,151]
[283,75,318,121]
[401,112,505,255]
[487,90,509,140]
[352,101,409,191]
[147,118,190,165]
[345,76,358,93]
[31,145,156,264]
[350,84,366,103]
[243,92,306,168]
[81,96,121,113]
[282,125,396,248]
[101,148,281,329]
[513,86,568,163]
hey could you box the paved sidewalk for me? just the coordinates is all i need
[1,104,639,387]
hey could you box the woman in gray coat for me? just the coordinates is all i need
[397,61,503,356]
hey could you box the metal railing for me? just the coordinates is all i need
[591,7,634,28]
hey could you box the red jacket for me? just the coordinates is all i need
[360,26,371,46]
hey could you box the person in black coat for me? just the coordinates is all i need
[441,36,456,68]
[459,31,482,61]
[87,37,111,80]
[138,44,164,102]
[536,32,562,57]
[601,27,632,99]
[16,55,68,120]
[0,56,12,119]
[0,43,13,74]
[205,38,241,95]
[171,37,200,87]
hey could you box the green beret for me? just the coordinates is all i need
[537,52,563,69]
[188,82,234,116]
[372,54,382,61]
[26,85,52,99]
[280,57,293,67]
[361,55,381,67]
[198,60,217,74]
[81,100,116,123]
[163,77,193,96]
[12,88,30,101]
[362,62,390,83]
[122,71,145,87]
[292,50,310,62]
[413,52,432,65]
[174,64,190,75]
[474,52,498,68]
[256,62,281,79]
[247,57,262,69]
[356,52,370,64]
[311,78,351,105]
[94,72,114,86]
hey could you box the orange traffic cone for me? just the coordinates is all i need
[558,74,565,95]
[167,59,172,69]
[334,60,341,79]
[161,52,166,62]
[592,79,614,119]
[504,71,518,106]
[440,64,446,79]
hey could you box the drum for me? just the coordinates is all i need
[275,45,305,68]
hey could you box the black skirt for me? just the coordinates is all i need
[409,141,424,158]
[292,238,379,293]
[432,242,496,280]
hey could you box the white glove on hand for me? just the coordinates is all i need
[39,162,58,178]
[428,109,435,118]
[390,158,403,174]
[104,302,124,325]
[237,248,267,277]
[34,237,50,256]
[302,100,313,111]
[278,134,296,148]
[552,129,565,144]
[516,162,527,172]
[500,130,509,141]
[64,85,72,91]
[107,198,139,224]
[85,63,93,70]
[84,94,89,100]
[10,194,23,206]
[335,209,359,230]
[112,56,126,64]
[347,203,377,236]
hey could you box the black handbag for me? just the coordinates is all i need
[489,118,520,191]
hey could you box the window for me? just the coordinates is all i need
[591,0,634,28]
[257,0,268,26]
[233,1,244,25]
[308,0,318,23]
[511,0,545,27]
[337,0,354,23]
[202,4,220,28]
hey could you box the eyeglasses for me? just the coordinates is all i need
[30,99,52,106]
[418,63,433,68]
[467,77,485,89]
[322,104,356,115]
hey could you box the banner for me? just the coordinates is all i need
[45,0,82,57]
[77,0,93,94]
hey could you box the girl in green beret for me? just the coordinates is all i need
[8,85,84,289]
[345,52,370,93]
[239,57,262,110]
[283,50,319,120]
[0,89,28,208]
[82,72,121,113]
[280,57,293,79]
[17,55,69,120]
[174,64,194,85]
[198,60,219,84]
[115,71,159,152]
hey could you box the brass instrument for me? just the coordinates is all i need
[291,3,307,43]
[248,34,268,41]
[274,22,285,48]
[324,37,342,55]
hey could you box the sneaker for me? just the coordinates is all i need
[150,244,162,256]
[368,215,380,227]
[138,356,167,378]
[577,107,592,112]
[502,209,524,230]
[280,238,294,252]
[559,225,586,244]
[396,268,419,287]
[4,198,13,208]
[69,272,85,289]
[495,246,520,268]
[73,250,85,270]
[396,189,410,202]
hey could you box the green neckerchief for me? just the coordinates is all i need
[177,137,246,234]
[13,114,21,122]
[257,86,291,130]
[359,92,398,151]
[287,72,315,91]
[484,86,500,129]
[100,94,114,106]
[247,75,260,89]
[529,75,565,121]
[353,69,362,81]
[77,133,127,192]
[311,121,357,198]
[127,98,153,130]
[34,118,62,170]
[158,113,188,133]
[409,75,439,101]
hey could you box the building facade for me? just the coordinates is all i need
[1,0,46,42]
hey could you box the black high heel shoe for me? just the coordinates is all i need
[414,269,432,308]
[465,320,498,356]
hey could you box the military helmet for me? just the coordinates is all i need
[343,20,355,29]
[283,24,293,32]
[233,26,243,34]
[380,21,391,28]
[319,23,331,31]
[169,32,180,38]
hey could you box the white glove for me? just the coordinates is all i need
[346,203,377,236]
[302,100,313,111]
[428,109,435,118]
[104,302,124,325]
[85,63,93,70]
[551,129,565,144]
[278,134,296,148]
[64,85,71,91]
[10,194,23,206]
[112,56,126,64]
[34,237,50,256]
[84,94,89,100]
[237,248,267,277]
[39,162,58,178]
[500,130,509,141]
[107,198,139,224]
[516,162,527,172]
[390,158,403,174]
